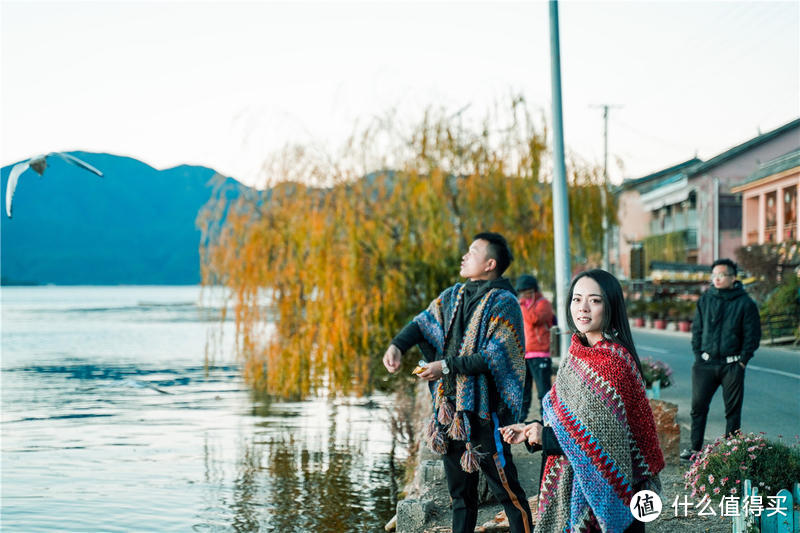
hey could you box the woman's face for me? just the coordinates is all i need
[570,276,605,344]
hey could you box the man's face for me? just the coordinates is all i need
[460,239,495,280]
[711,264,735,289]
[518,289,535,300]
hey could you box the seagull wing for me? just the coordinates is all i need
[50,152,104,177]
[5,161,30,218]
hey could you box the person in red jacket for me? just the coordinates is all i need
[516,275,555,418]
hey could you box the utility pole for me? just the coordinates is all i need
[549,0,571,360]
[590,103,622,273]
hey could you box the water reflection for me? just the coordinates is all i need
[208,401,402,533]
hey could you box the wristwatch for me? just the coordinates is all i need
[441,359,450,375]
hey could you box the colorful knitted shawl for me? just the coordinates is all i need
[536,335,665,533]
[413,282,526,472]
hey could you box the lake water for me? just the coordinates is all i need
[1,286,403,532]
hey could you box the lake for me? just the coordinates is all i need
[1,286,403,532]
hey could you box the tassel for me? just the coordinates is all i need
[437,399,454,426]
[426,418,437,440]
[427,425,448,455]
[447,412,467,441]
[460,443,481,473]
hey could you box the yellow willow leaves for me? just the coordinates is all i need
[199,105,616,399]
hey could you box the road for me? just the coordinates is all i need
[630,328,800,445]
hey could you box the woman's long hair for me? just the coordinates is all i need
[565,269,644,379]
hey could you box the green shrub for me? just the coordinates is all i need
[684,431,800,500]
[759,273,800,319]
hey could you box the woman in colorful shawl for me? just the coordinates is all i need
[502,269,665,532]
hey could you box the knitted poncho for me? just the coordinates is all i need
[536,335,665,533]
[413,282,526,472]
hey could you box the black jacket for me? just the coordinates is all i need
[691,281,761,364]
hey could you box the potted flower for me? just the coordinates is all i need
[647,301,667,329]
[683,431,800,531]
[627,299,646,328]
[677,300,695,332]
[640,357,672,399]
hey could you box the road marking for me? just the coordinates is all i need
[638,345,669,354]
[747,365,800,380]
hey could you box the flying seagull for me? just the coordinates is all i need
[5,152,103,218]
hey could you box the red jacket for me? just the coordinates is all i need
[519,292,554,353]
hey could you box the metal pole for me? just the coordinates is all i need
[601,105,609,271]
[549,0,572,360]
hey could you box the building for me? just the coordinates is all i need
[613,118,800,279]
[731,149,799,245]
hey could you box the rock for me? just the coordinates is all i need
[385,514,397,531]
[422,460,445,483]
[397,498,434,533]
[649,399,680,464]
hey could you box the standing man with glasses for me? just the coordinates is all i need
[681,258,761,460]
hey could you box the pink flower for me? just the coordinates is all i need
[749,454,756,460]
[713,487,721,494]
[731,487,738,494]
[721,477,729,486]
[736,480,741,484]
[699,485,706,493]
[708,474,715,484]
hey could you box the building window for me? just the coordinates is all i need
[784,186,797,241]
[765,191,777,242]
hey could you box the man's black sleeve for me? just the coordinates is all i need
[740,300,762,364]
[391,321,425,354]
[691,296,704,358]
[446,353,489,375]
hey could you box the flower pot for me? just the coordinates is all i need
[646,380,661,399]
[678,320,691,332]
[633,317,645,327]
[654,319,667,330]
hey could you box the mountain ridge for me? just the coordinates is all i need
[1,152,250,285]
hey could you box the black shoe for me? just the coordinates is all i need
[679,448,698,460]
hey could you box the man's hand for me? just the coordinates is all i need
[500,424,528,444]
[525,421,544,446]
[383,345,402,373]
[416,361,443,381]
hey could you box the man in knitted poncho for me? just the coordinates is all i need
[383,232,533,533]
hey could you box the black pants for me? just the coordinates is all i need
[690,362,746,451]
[522,357,552,418]
[442,415,533,533]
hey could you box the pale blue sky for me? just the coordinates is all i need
[2,1,798,186]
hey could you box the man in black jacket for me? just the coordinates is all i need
[681,258,761,460]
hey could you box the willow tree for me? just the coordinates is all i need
[199,101,615,399]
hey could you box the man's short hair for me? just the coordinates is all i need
[711,258,738,277]
[473,232,513,276]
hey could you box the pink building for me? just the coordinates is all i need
[731,150,799,245]
[613,118,800,279]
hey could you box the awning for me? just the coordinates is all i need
[640,176,692,211]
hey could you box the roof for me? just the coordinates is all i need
[618,158,701,192]
[730,148,800,192]
[687,118,800,177]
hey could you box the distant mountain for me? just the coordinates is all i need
[1,152,250,285]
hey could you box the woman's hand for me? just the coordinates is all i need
[525,422,543,446]
[500,424,528,444]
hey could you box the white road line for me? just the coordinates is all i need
[747,365,800,380]
[638,345,669,354]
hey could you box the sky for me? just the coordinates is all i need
[1,1,798,187]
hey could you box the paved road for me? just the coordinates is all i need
[630,328,800,445]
